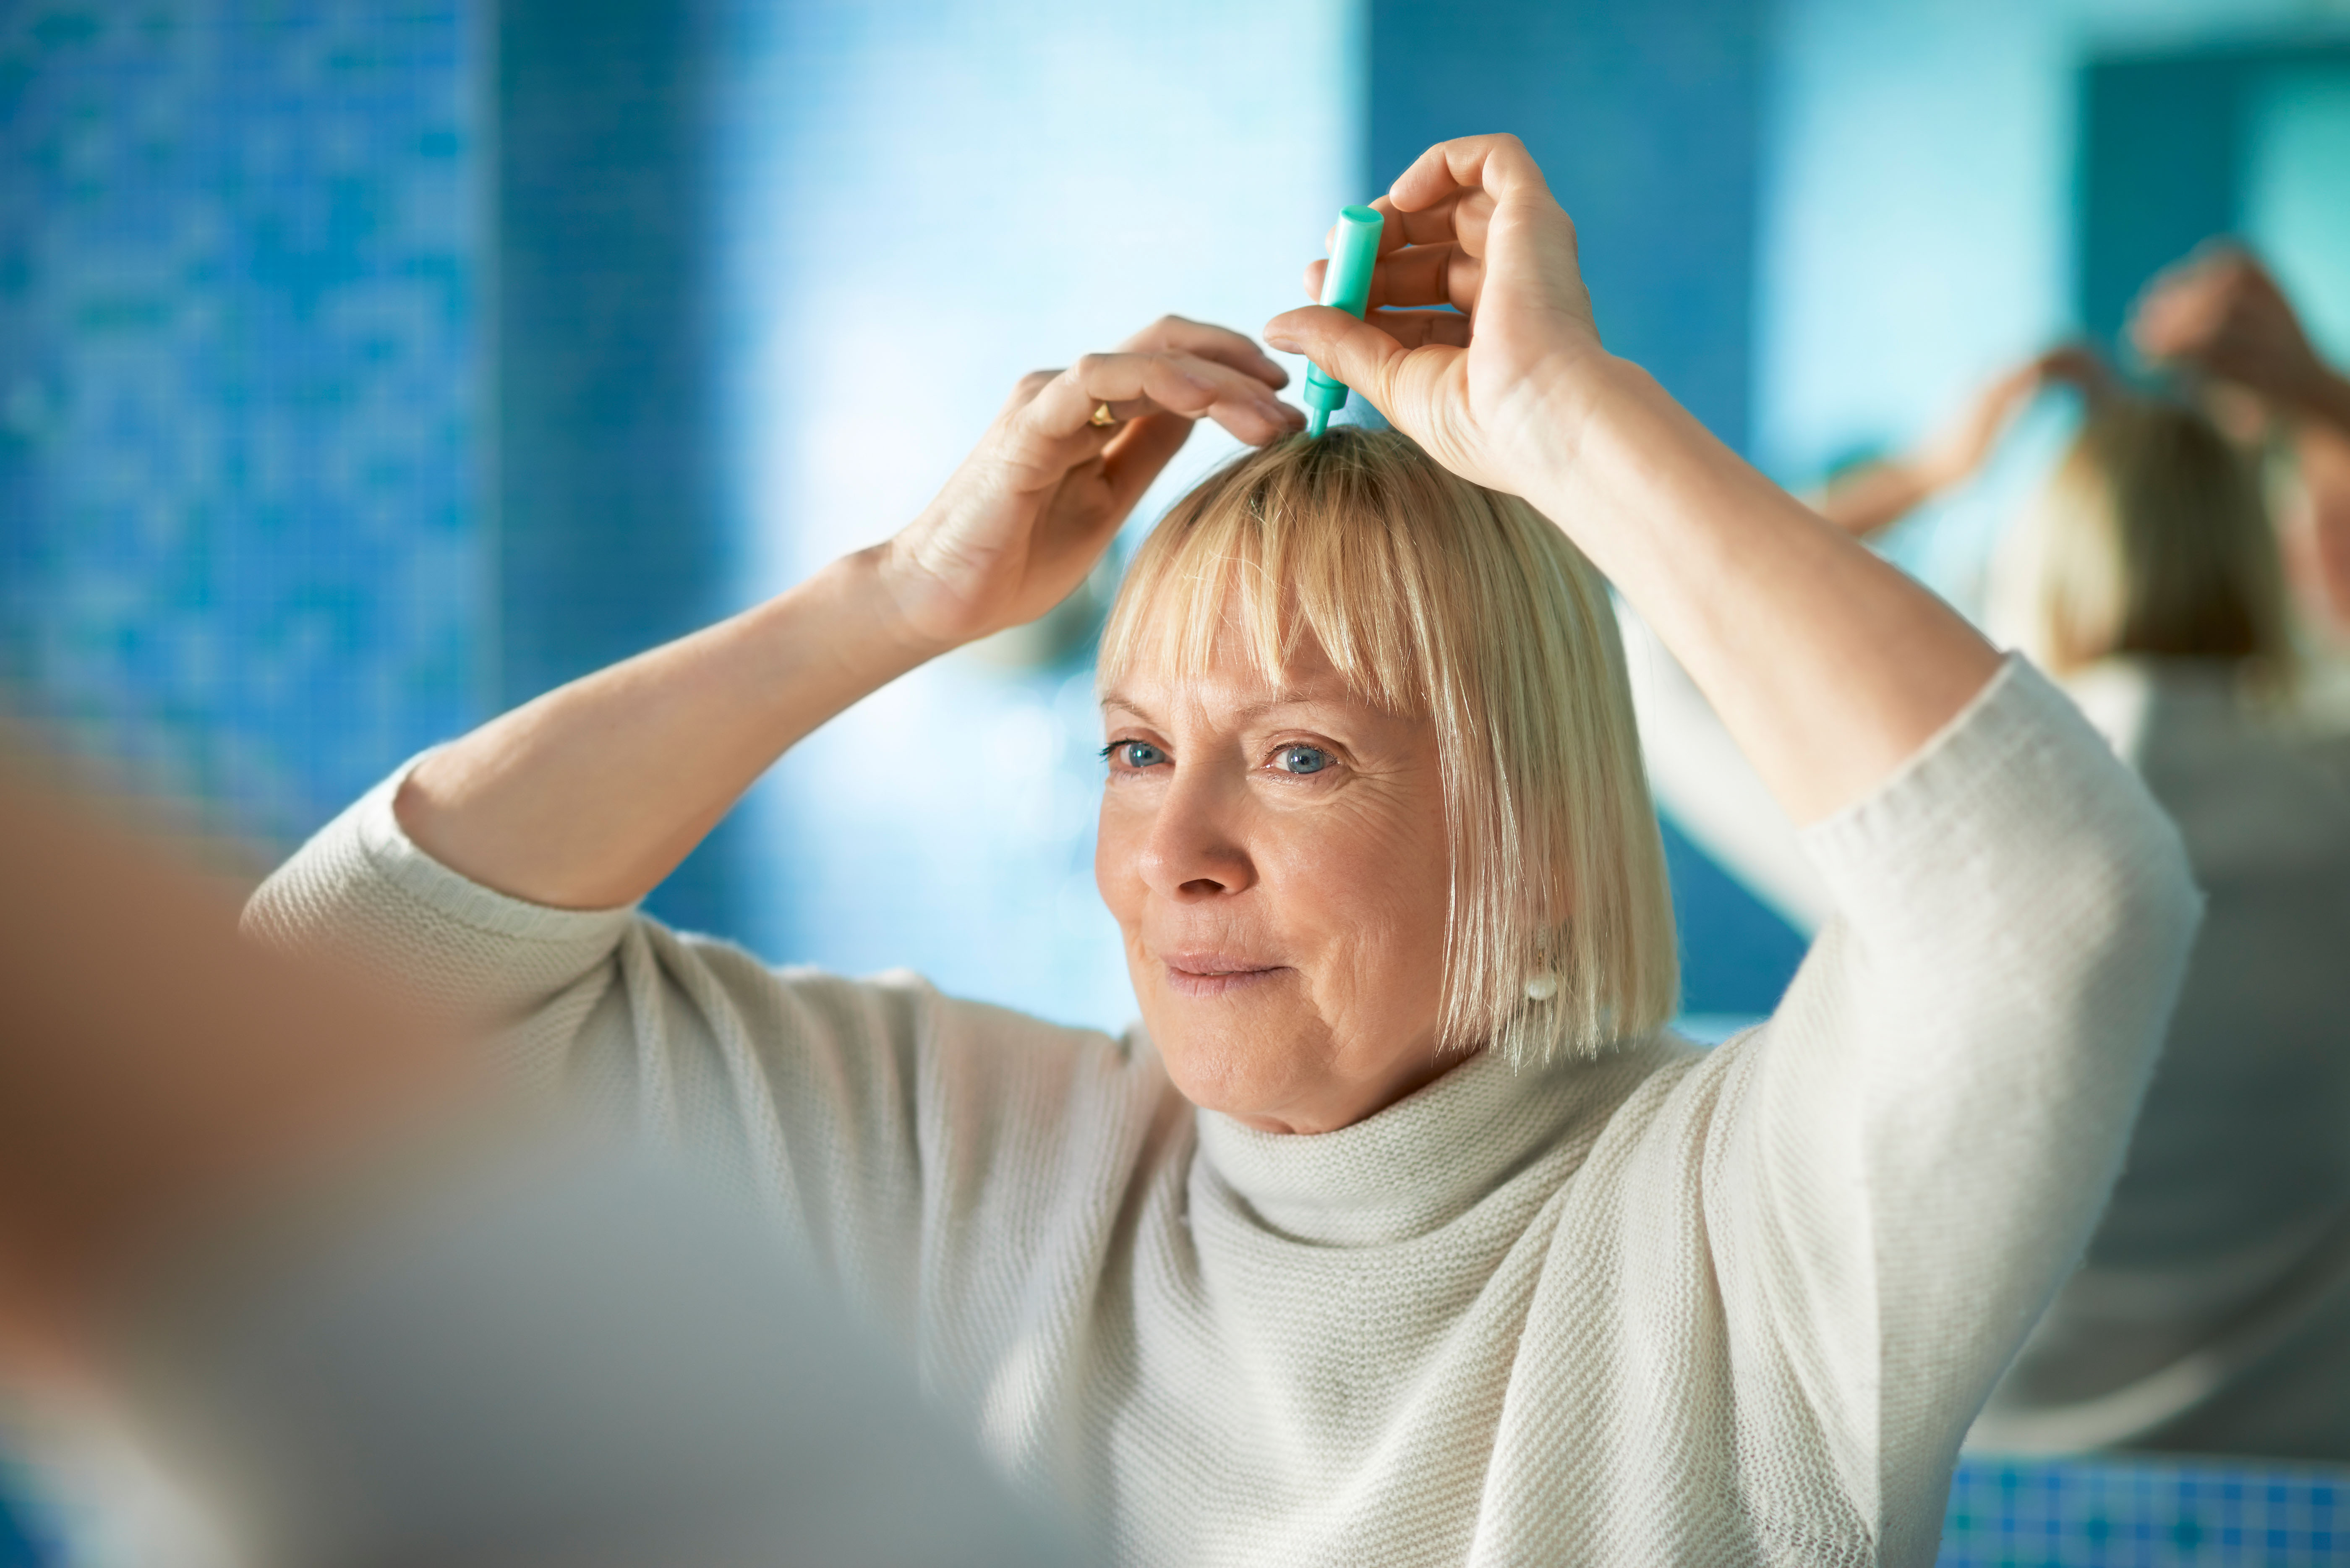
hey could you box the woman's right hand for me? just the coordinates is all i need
[876,317,1301,653]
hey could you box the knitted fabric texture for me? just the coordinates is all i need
[247,657,2200,1568]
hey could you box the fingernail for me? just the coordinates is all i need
[1264,332,1299,353]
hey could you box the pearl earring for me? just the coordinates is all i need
[1524,973,1558,1002]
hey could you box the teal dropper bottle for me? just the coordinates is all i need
[1302,204,1386,438]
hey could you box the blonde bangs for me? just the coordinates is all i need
[1097,435,1438,717]
[1098,430,1678,1067]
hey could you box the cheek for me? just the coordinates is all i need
[1264,802,1451,983]
[1093,795,1144,923]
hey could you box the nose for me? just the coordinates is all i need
[1136,765,1257,900]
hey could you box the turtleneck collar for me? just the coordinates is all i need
[1192,1034,1686,1247]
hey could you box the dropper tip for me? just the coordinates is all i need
[1305,408,1329,440]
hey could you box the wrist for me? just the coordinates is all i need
[728,545,959,724]
[1905,449,1966,497]
[1513,353,1695,506]
[1503,351,1648,498]
[827,542,964,667]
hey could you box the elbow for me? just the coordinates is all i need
[2047,772,2204,1067]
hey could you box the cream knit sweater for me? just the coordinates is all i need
[248,658,2199,1568]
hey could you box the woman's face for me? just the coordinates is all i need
[1094,620,1461,1135]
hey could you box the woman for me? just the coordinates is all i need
[1651,353,2350,1461]
[252,137,2196,1564]
[1981,391,2350,1462]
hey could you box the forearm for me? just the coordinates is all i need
[1810,459,1937,538]
[400,547,944,909]
[1527,360,2000,825]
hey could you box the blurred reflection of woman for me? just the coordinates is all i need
[1645,354,2350,1463]
[252,138,2196,1564]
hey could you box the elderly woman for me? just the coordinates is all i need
[253,137,2197,1565]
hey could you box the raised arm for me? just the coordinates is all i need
[1270,137,2200,1538]
[1264,135,1994,825]
[1812,345,2109,538]
[2131,246,2350,641]
[402,319,1300,910]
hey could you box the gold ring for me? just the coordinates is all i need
[1089,402,1117,428]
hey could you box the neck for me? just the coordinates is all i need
[1220,1044,1487,1137]
[1194,1034,1683,1246]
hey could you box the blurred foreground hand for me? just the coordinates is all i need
[0,731,1078,1568]
[0,735,465,1387]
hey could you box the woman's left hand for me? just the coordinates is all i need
[1261,134,1604,498]
[1269,133,1999,826]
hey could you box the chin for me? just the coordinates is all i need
[1142,1006,1323,1125]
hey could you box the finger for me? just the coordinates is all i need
[1364,308,1472,350]
[2183,239,2258,284]
[1099,412,1198,514]
[2133,283,2225,360]
[1120,315,1289,390]
[2128,289,2195,356]
[1261,303,1427,414]
[1360,192,1466,250]
[1371,241,1482,312]
[1322,193,1491,278]
[1022,350,1302,447]
[998,368,1063,418]
[1024,352,1262,435]
[2130,244,2250,342]
[1386,133,1556,224]
[1306,245,1486,320]
[1083,397,1160,425]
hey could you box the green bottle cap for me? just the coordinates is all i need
[1302,204,1385,438]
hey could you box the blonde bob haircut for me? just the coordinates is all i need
[1097,428,1678,1067]
[2002,397,2289,680]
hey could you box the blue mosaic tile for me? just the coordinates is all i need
[1941,1454,2350,1567]
[0,0,483,847]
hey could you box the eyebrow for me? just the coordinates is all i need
[1097,689,1349,727]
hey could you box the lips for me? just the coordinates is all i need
[1159,951,1290,999]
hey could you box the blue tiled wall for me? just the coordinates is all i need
[1940,1454,2350,1567]
[0,0,483,847]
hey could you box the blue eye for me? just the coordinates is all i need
[1274,745,1332,775]
[1102,740,1167,770]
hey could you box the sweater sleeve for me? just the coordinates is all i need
[243,754,640,1023]
[1620,603,1833,934]
[1705,657,2200,1561]
[242,759,1177,1368]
